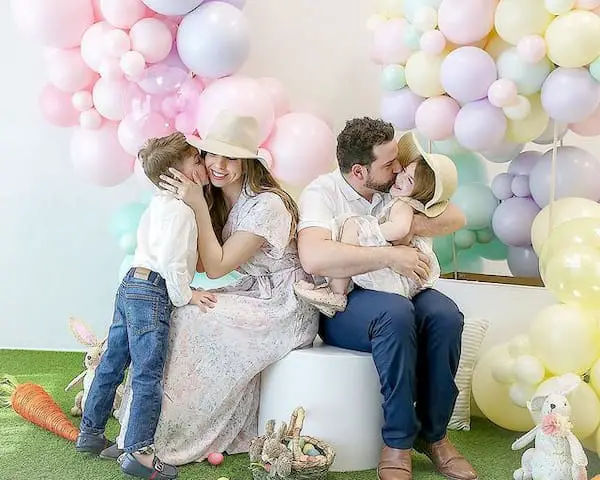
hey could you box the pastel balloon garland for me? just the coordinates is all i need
[10,0,336,189]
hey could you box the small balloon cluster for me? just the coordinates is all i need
[370,0,600,153]
[11,0,335,189]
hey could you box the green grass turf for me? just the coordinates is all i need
[1,349,598,480]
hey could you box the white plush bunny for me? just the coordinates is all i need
[512,373,588,480]
[65,317,124,418]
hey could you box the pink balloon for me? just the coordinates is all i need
[257,77,290,118]
[80,109,103,129]
[415,96,460,141]
[99,57,125,80]
[45,48,98,94]
[71,123,135,186]
[10,0,94,49]
[104,30,131,58]
[72,90,94,111]
[81,22,114,72]
[576,0,600,9]
[570,105,600,137]
[118,112,174,155]
[487,79,518,108]
[291,102,334,130]
[39,84,80,127]
[517,35,546,64]
[197,75,275,143]
[175,111,197,134]
[100,0,149,29]
[265,113,336,186]
[130,18,173,64]
[438,0,496,45]
[93,78,134,121]
[420,30,447,56]
[372,18,414,65]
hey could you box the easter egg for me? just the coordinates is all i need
[207,452,224,465]
[302,443,314,454]
[216,478,229,480]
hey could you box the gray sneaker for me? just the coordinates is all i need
[99,443,124,460]
[75,432,114,455]
[118,453,178,479]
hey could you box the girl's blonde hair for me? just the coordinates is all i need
[407,155,436,205]
[204,157,299,242]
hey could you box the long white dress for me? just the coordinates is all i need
[116,189,319,465]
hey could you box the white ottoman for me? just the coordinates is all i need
[258,339,384,472]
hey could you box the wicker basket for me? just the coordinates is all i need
[249,407,335,480]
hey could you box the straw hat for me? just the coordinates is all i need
[396,131,458,218]
[185,110,269,169]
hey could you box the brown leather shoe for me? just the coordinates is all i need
[377,446,412,480]
[414,436,478,480]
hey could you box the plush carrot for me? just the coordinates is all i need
[0,375,79,442]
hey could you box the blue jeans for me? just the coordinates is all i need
[80,268,172,453]
[319,287,463,450]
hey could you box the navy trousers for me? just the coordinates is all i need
[319,287,463,450]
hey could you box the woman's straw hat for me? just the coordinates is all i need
[396,131,458,218]
[185,110,269,169]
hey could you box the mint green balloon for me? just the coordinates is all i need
[414,132,467,156]
[403,0,442,22]
[452,183,498,230]
[433,234,455,266]
[192,271,242,290]
[110,202,147,238]
[451,153,488,185]
[475,227,494,244]
[404,25,421,50]
[441,249,483,274]
[590,57,600,83]
[497,47,553,95]
[472,237,508,261]
[454,229,477,250]
[381,65,407,91]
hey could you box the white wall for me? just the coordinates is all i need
[0,0,596,350]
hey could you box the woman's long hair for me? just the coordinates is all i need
[204,158,299,243]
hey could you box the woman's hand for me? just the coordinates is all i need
[159,168,207,210]
[189,290,217,312]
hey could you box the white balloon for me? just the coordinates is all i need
[503,95,531,120]
[508,334,531,358]
[509,382,537,408]
[141,0,203,15]
[514,355,546,385]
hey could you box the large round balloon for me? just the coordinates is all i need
[492,197,540,247]
[541,68,600,124]
[437,0,496,45]
[380,88,424,130]
[529,146,600,208]
[531,197,600,255]
[494,0,554,45]
[454,99,506,151]
[440,47,497,104]
[177,1,250,78]
[545,10,600,68]
[507,246,540,278]
[452,183,498,230]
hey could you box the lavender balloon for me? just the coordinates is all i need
[142,0,203,15]
[532,120,568,145]
[492,173,514,200]
[507,246,540,278]
[541,68,600,123]
[380,87,424,130]
[454,99,506,151]
[511,175,530,198]
[508,150,542,176]
[529,146,600,208]
[441,47,497,104]
[479,139,524,164]
[492,197,540,247]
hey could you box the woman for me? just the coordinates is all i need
[115,111,319,465]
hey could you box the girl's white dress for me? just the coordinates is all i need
[115,189,319,465]
[331,197,440,298]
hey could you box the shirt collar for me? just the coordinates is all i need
[333,168,385,206]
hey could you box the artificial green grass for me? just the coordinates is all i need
[1,349,598,480]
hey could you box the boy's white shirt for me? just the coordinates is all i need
[132,191,198,307]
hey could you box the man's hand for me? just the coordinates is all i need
[190,290,217,312]
[387,246,431,284]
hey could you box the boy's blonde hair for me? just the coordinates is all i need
[138,132,197,186]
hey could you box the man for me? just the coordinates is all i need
[296,117,478,480]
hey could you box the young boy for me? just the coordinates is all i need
[75,132,217,480]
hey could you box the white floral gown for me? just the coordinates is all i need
[116,190,319,465]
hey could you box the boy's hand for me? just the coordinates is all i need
[190,290,217,312]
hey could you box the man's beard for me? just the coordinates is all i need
[365,174,394,193]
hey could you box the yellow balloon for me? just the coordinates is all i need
[545,10,600,67]
[582,430,597,452]
[495,0,554,45]
[535,377,600,439]
[485,31,512,60]
[531,197,600,255]
[545,243,600,309]
[530,303,600,375]
[506,94,549,143]
[376,0,404,17]
[539,217,600,274]
[405,51,445,97]
[590,358,600,398]
[472,344,535,432]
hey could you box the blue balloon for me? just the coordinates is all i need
[110,202,147,238]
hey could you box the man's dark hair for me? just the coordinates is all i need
[336,117,395,173]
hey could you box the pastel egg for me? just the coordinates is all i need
[207,452,224,465]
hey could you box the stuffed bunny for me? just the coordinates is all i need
[65,317,124,417]
[512,374,588,480]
